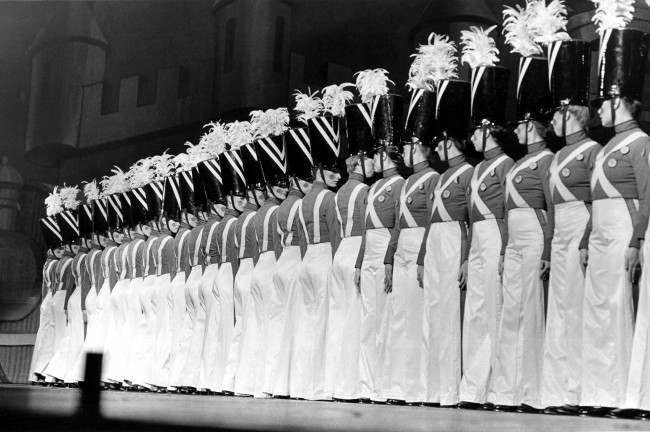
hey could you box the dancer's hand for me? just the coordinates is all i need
[417,265,424,289]
[458,260,468,290]
[384,264,393,294]
[354,269,361,294]
[540,260,550,281]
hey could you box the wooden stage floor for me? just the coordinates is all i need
[2,384,650,431]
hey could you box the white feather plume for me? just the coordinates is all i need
[591,0,635,34]
[100,166,130,196]
[225,121,254,150]
[250,108,291,139]
[407,33,459,91]
[127,158,155,189]
[59,185,81,210]
[184,141,213,166]
[503,3,542,56]
[354,69,394,104]
[45,187,63,216]
[150,152,175,181]
[293,90,324,124]
[200,121,227,156]
[322,83,355,117]
[83,179,100,202]
[529,0,570,44]
[461,25,500,69]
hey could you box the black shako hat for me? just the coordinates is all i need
[595,28,650,103]
[285,127,314,182]
[515,56,553,121]
[308,115,341,172]
[129,187,149,226]
[92,198,109,236]
[345,102,375,156]
[162,174,182,221]
[177,168,197,213]
[220,148,247,197]
[144,181,164,222]
[432,80,470,141]
[256,135,289,188]
[374,94,404,151]
[547,39,591,107]
[240,143,266,191]
[470,65,510,127]
[40,216,63,250]
[56,209,79,244]
[78,203,94,238]
[197,157,226,205]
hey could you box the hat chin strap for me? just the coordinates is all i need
[481,128,487,153]
[561,106,567,139]
[611,97,620,129]
[442,132,449,163]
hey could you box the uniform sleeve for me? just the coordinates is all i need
[326,192,342,256]
[79,256,92,311]
[539,155,555,261]
[355,192,369,269]
[499,158,515,255]
[41,262,50,299]
[416,174,439,266]
[383,182,404,266]
[631,137,650,247]
[579,146,599,250]
[271,211,282,259]
[61,260,75,311]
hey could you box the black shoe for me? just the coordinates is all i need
[494,405,516,412]
[517,404,542,414]
[458,401,482,410]
[636,411,650,421]
[579,406,612,417]
[358,398,372,404]
[607,408,639,419]
[387,399,406,405]
[422,402,440,407]
[481,402,496,411]
[545,405,579,416]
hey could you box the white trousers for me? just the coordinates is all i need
[381,227,427,403]
[43,290,72,380]
[102,278,130,382]
[580,198,635,407]
[197,263,221,390]
[290,242,332,400]
[29,291,55,380]
[130,274,158,387]
[488,208,545,408]
[328,236,363,400]
[626,217,650,410]
[206,262,234,392]
[423,221,462,405]
[122,277,145,384]
[250,251,277,397]
[148,273,173,388]
[359,228,390,401]
[459,219,502,403]
[541,201,589,407]
[168,270,191,388]
[70,285,99,382]
[266,246,302,396]
[178,265,207,388]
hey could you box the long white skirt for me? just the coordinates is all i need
[266,246,302,396]
[121,277,145,384]
[488,208,545,408]
[459,218,502,404]
[250,251,277,397]
[178,265,206,388]
[148,273,173,388]
[29,291,56,380]
[580,198,634,407]
[233,258,260,396]
[203,262,234,392]
[328,236,363,400]
[290,242,332,400]
[102,278,130,382]
[197,263,221,390]
[168,271,190,388]
[359,228,390,401]
[541,201,589,407]
[381,227,427,403]
[130,274,157,386]
[626,213,650,410]
[223,258,252,393]
[43,289,71,380]
[423,221,462,405]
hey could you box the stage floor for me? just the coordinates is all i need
[1,384,650,431]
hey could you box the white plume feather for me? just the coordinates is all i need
[83,179,100,202]
[503,3,542,57]
[225,121,254,150]
[407,33,459,91]
[45,187,63,216]
[150,152,175,181]
[591,0,635,34]
[529,0,570,44]
[200,121,227,156]
[127,157,155,189]
[293,90,324,124]
[322,83,355,117]
[354,69,394,104]
[461,25,500,69]
[250,108,291,138]
[59,185,81,210]
[100,166,130,196]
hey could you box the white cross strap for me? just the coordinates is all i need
[219,218,236,263]
[176,229,191,269]
[335,183,367,238]
[431,164,472,222]
[470,154,510,218]
[144,237,156,276]
[591,131,646,198]
[299,190,328,244]
[58,258,73,289]
[238,212,255,258]
[130,239,144,278]
[283,199,301,247]
[156,237,171,276]
[205,221,220,257]
[192,228,204,265]
[400,171,436,228]
[505,150,553,208]
[261,205,279,252]
[366,176,401,228]
[549,140,599,202]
